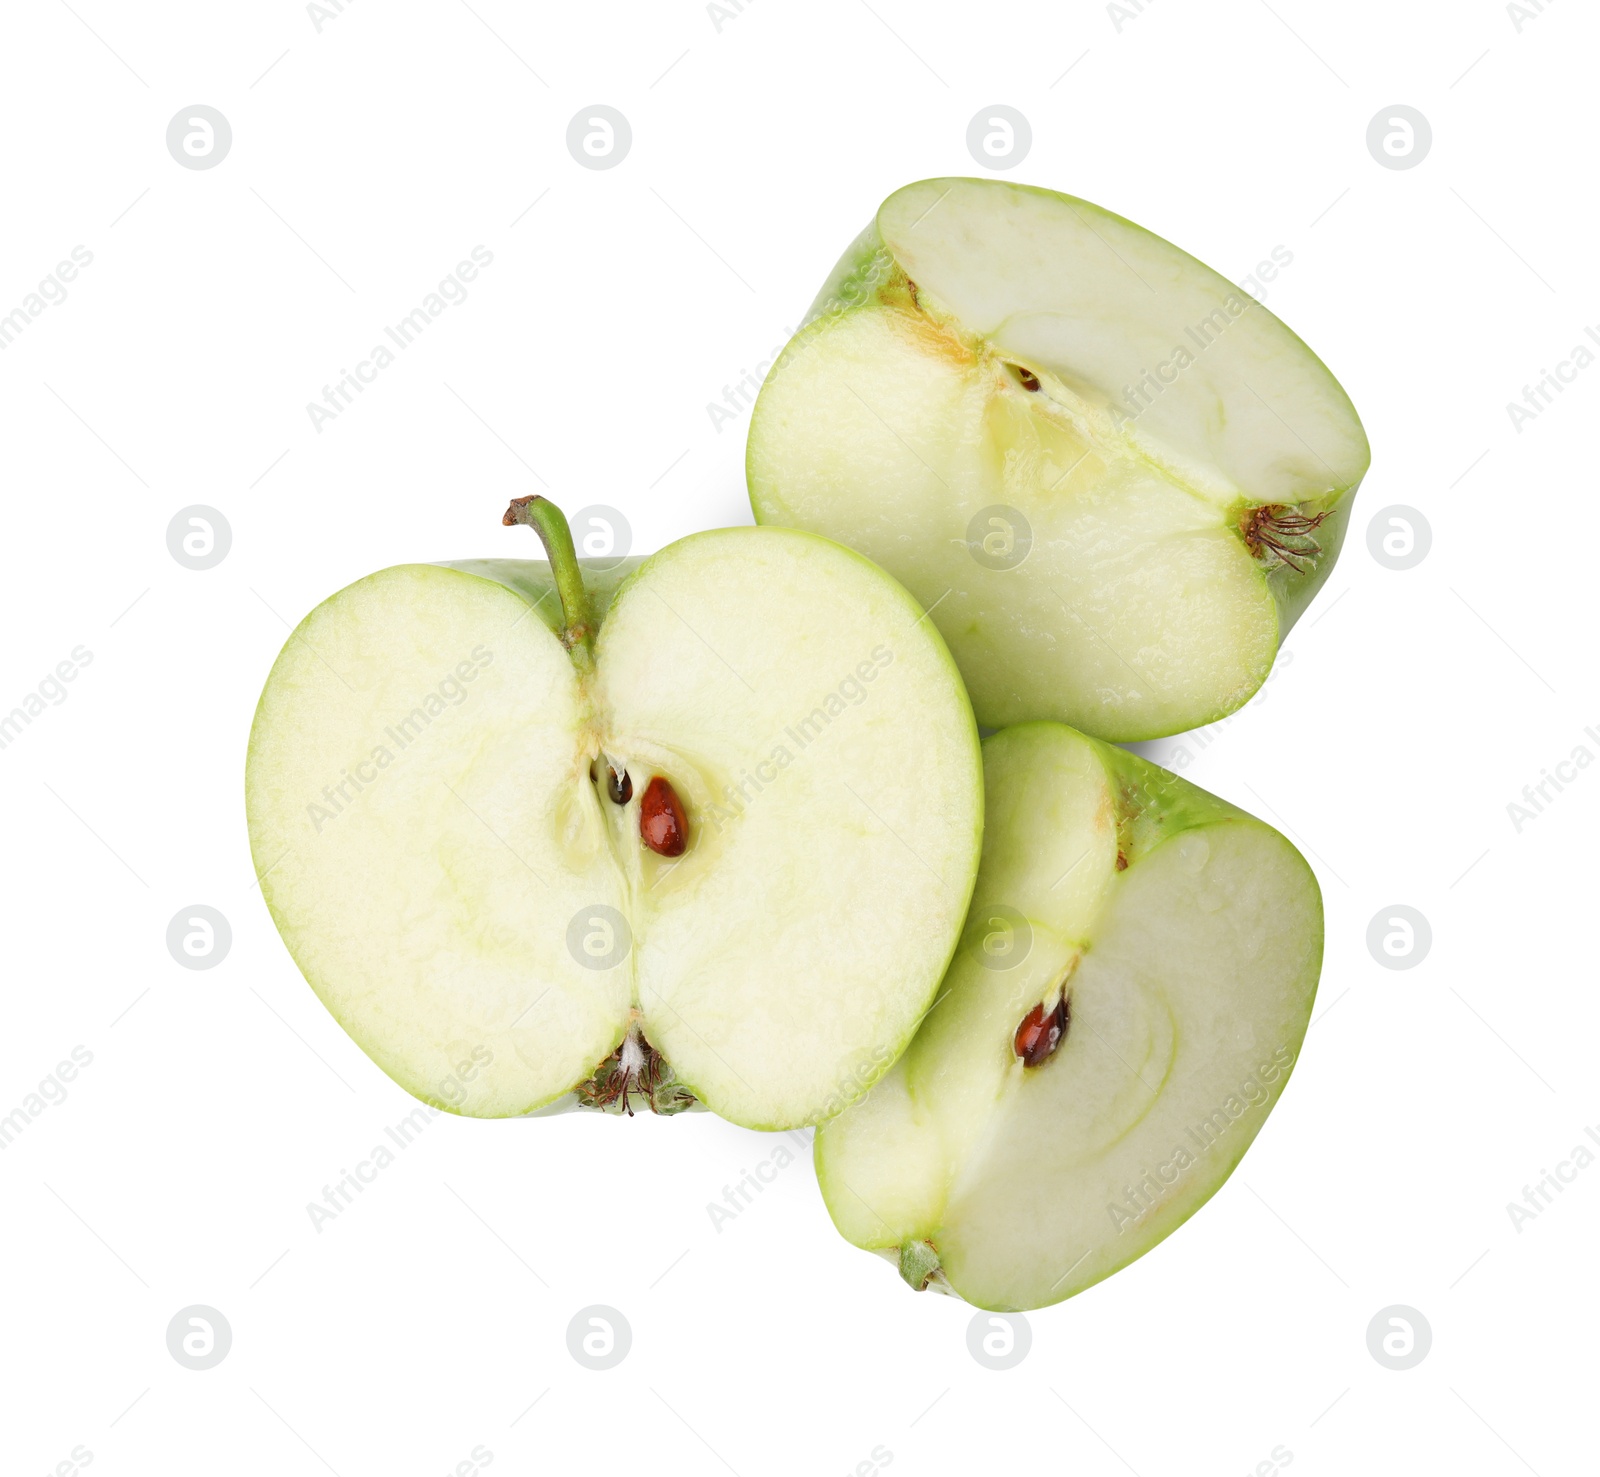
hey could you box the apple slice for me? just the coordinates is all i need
[814,722,1321,1310]
[245,499,982,1130]
[748,177,1370,741]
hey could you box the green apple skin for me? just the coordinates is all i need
[748,177,1371,742]
[814,722,1323,1311]
[246,524,983,1132]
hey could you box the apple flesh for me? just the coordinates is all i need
[748,177,1370,741]
[813,722,1322,1310]
[245,500,982,1131]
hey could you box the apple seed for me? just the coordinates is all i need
[607,766,633,806]
[640,775,688,857]
[1013,996,1069,1068]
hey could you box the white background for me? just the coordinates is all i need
[1,1,1594,1473]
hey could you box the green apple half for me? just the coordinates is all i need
[245,499,982,1130]
[814,722,1322,1310]
[748,177,1370,741]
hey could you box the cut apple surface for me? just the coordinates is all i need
[245,501,982,1130]
[814,722,1322,1311]
[748,177,1370,741]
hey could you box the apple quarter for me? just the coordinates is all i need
[815,722,1322,1310]
[749,177,1370,741]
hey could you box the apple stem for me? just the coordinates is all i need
[503,495,594,668]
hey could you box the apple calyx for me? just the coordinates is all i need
[575,1025,696,1117]
[897,1238,947,1293]
[503,495,595,667]
[1239,503,1332,575]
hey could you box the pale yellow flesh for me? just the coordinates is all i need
[749,178,1370,741]
[814,724,1322,1310]
[246,530,983,1129]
